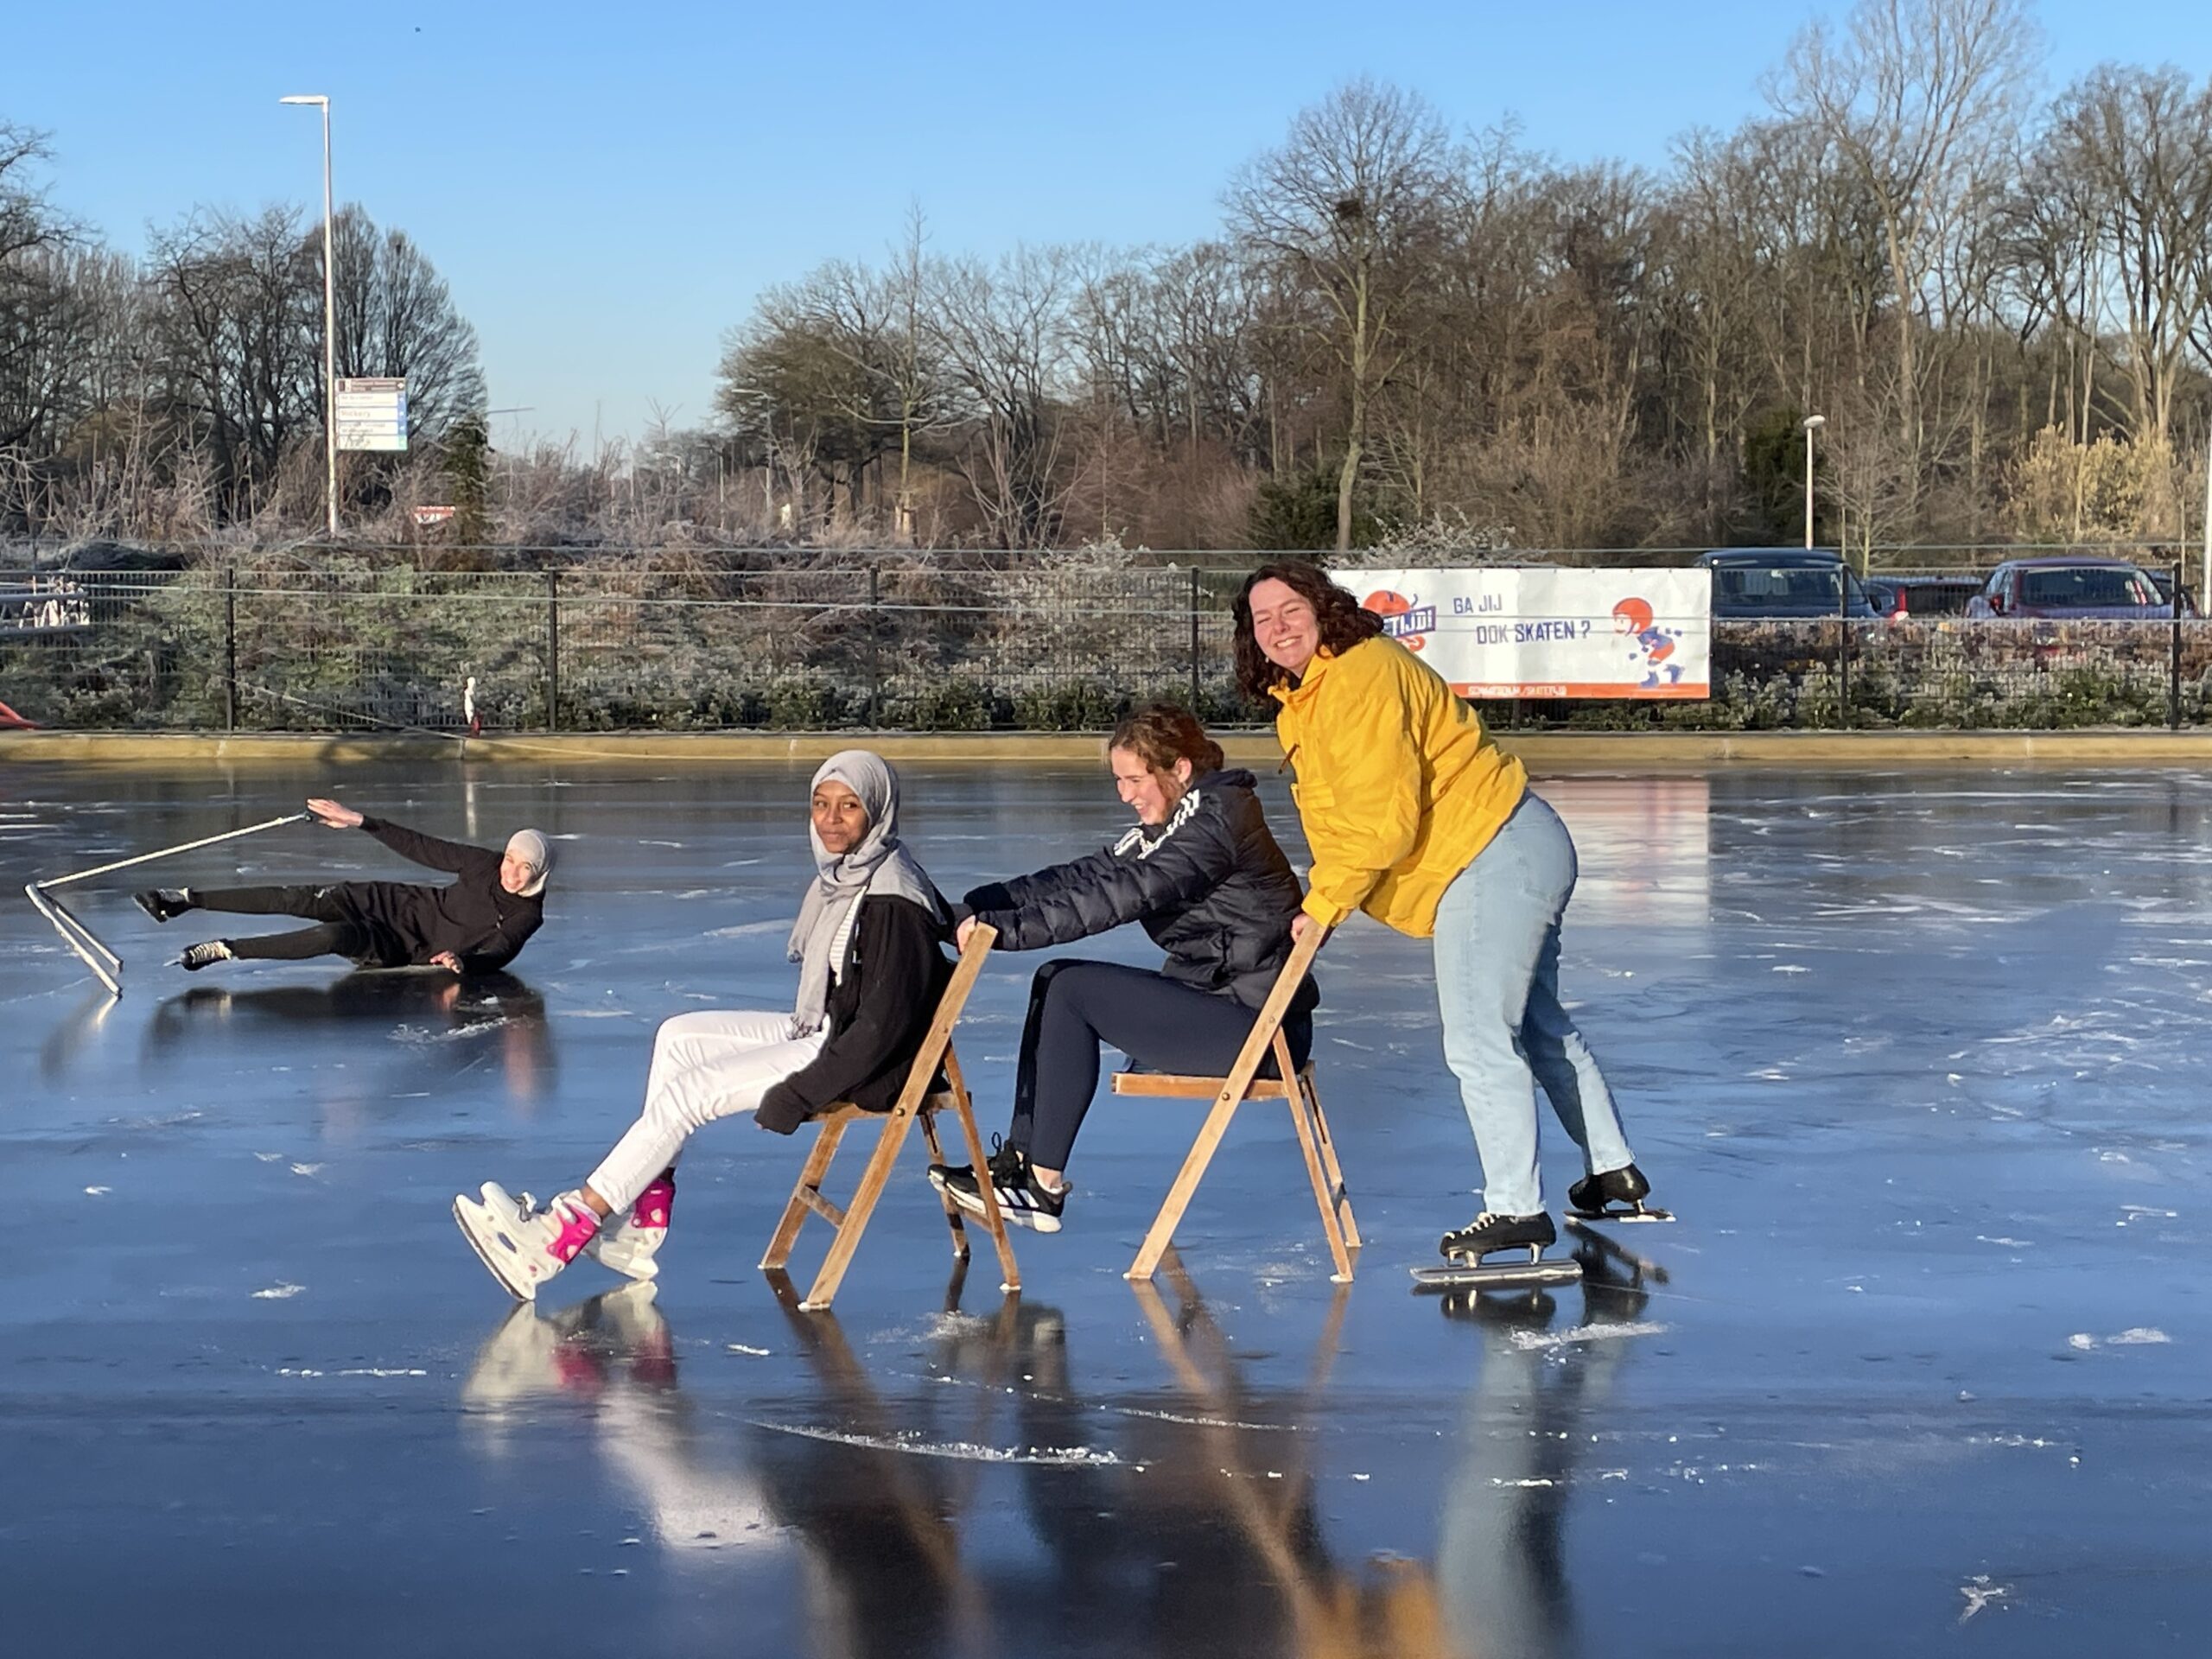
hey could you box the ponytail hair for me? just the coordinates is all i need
[1108,702,1226,777]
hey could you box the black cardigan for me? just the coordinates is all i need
[959,768,1316,1014]
[755,894,951,1134]
[332,817,544,972]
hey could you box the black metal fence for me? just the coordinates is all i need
[6,563,2212,734]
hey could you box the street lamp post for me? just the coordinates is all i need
[281,95,337,537]
[1801,414,1826,551]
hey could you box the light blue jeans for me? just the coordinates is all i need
[1432,791,1633,1217]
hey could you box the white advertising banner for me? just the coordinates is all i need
[334,377,408,452]
[1347,566,1713,699]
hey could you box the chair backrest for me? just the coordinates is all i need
[1210,924,1322,1104]
[881,922,996,1116]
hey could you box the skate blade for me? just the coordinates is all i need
[1567,1206,1675,1225]
[454,1195,538,1301]
[1412,1258,1583,1291]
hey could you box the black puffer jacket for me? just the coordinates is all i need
[960,769,1316,1013]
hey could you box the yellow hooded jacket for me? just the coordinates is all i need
[1273,634,1528,938]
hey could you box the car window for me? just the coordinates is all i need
[1713,564,1841,602]
[2019,568,2155,607]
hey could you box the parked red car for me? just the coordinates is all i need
[1965,557,2177,620]
[1865,573,1984,620]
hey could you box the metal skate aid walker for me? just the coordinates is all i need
[25,813,311,998]
[1412,1163,1673,1294]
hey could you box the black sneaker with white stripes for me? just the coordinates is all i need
[176,939,236,972]
[928,1138,1069,1234]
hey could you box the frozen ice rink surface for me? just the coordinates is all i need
[3,759,2208,1656]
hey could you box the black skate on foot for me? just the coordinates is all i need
[928,1138,1066,1234]
[175,940,236,972]
[1412,1211,1580,1293]
[134,888,194,925]
[1565,1163,1673,1224]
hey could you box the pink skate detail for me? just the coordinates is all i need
[630,1174,676,1232]
[546,1198,601,1264]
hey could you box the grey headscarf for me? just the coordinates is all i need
[788,750,944,1033]
[505,830,551,899]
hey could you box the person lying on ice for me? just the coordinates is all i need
[134,798,550,976]
[927,703,1316,1234]
[451,749,951,1300]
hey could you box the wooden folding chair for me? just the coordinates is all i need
[1112,926,1359,1283]
[760,924,1019,1311]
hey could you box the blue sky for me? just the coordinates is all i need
[13,1,2212,448]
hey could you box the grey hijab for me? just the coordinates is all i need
[788,750,944,1033]
[505,830,551,899]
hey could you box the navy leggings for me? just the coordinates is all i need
[1010,959,1312,1171]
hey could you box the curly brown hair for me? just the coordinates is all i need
[1108,702,1226,777]
[1231,561,1384,702]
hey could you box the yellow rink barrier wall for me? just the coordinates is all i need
[9,728,2212,770]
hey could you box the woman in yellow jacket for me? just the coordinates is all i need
[1234,561,1656,1268]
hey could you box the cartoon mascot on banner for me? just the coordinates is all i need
[1614,597,1684,689]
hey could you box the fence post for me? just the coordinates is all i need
[868,563,882,727]
[546,569,561,733]
[1188,568,1201,711]
[2171,560,2183,731]
[224,567,238,732]
[1837,572,1853,728]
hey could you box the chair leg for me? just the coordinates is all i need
[1303,1070,1359,1249]
[1278,1039,1354,1282]
[944,1048,1019,1294]
[801,1108,919,1311]
[1127,1089,1243,1282]
[761,1114,849,1271]
[917,1104,972,1262]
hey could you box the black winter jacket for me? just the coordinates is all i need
[960,768,1317,1014]
[333,817,545,972]
[756,894,952,1134]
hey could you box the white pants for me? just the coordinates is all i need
[586,1009,825,1213]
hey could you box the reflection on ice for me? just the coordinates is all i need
[8,761,2212,1652]
[443,1246,1674,1659]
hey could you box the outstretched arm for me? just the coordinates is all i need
[348,810,498,879]
[963,812,1234,952]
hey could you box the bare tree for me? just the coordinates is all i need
[1771,0,2040,499]
[2012,67,2212,448]
[144,207,321,518]
[327,206,486,442]
[0,124,86,460]
[927,245,1077,549]
[1229,78,1460,550]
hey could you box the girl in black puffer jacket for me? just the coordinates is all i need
[931,704,1316,1234]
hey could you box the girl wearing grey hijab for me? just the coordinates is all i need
[137,797,549,976]
[454,751,953,1301]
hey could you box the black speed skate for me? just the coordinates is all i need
[1565,1163,1673,1224]
[1412,1211,1581,1293]
[134,888,194,924]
